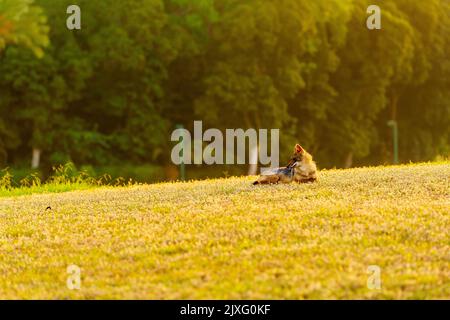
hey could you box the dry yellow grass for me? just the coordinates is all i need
[0,162,449,299]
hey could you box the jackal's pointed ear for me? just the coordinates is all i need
[294,144,304,154]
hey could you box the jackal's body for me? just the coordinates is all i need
[255,166,294,184]
[253,144,317,185]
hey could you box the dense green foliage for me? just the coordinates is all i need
[0,0,449,175]
[0,0,49,56]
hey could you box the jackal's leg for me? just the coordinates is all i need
[295,175,317,183]
[298,177,316,183]
[253,175,280,185]
[294,173,317,183]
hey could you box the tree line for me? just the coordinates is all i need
[0,0,449,173]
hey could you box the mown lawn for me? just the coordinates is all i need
[0,162,449,299]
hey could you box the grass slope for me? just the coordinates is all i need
[0,162,449,299]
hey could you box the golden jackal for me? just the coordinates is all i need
[253,144,317,185]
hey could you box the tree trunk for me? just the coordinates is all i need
[248,144,258,175]
[344,152,353,168]
[31,148,41,169]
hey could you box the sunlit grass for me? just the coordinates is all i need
[0,182,100,197]
[0,163,130,197]
[0,162,449,299]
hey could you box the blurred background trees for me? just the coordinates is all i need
[0,0,48,56]
[0,0,449,180]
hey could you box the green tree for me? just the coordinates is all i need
[0,0,92,169]
[0,0,49,166]
[1,0,449,175]
[73,0,178,164]
[0,0,48,56]
[389,0,450,162]
[286,0,350,162]
[314,0,416,167]
[194,0,344,168]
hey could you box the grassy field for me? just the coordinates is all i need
[0,162,449,299]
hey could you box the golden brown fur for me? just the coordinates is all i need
[292,146,317,183]
[253,144,317,185]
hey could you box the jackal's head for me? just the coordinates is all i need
[287,144,313,167]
